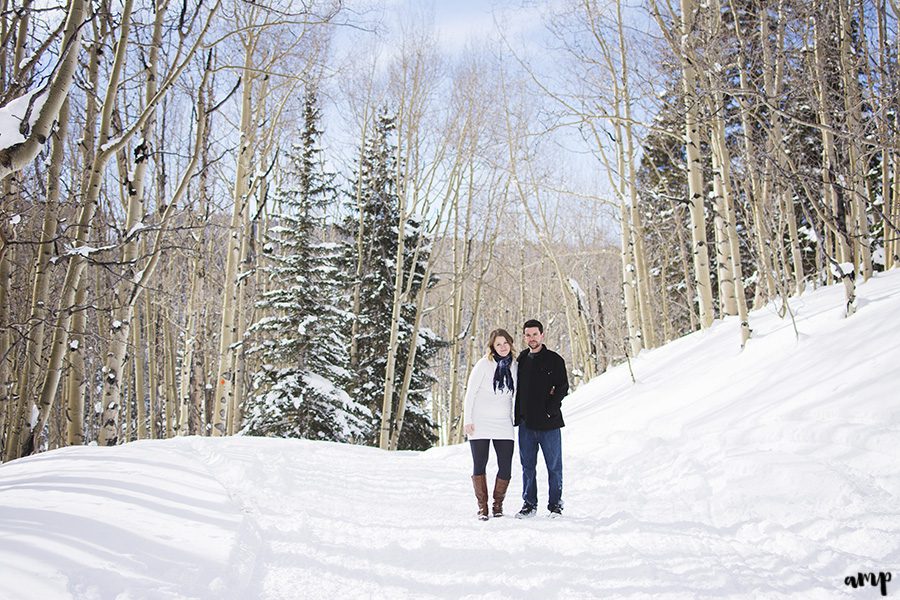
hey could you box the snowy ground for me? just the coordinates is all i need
[2,271,899,600]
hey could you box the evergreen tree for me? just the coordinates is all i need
[244,90,371,442]
[339,110,440,451]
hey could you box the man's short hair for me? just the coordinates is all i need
[523,319,544,333]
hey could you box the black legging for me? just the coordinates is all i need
[469,439,514,480]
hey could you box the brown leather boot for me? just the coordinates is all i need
[471,474,489,520]
[492,477,510,517]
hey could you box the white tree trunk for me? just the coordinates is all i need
[0,0,86,180]
[837,0,873,280]
[27,0,137,456]
[64,279,88,447]
[97,1,167,445]
[617,0,656,350]
[0,240,11,459]
[681,0,715,329]
[709,103,750,346]
[212,40,256,436]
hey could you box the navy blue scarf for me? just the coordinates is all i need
[492,352,514,393]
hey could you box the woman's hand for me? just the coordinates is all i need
[464,423,475,436]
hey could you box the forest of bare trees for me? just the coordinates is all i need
[0,0,897,460]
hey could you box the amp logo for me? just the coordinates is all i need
[844,571,892,597]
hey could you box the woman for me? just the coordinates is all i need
[463,328,517,520]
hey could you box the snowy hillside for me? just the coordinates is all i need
[1,271,899,599]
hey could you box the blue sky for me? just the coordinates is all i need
[365,0,553,56]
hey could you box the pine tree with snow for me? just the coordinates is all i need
[244,89,371,443]
[339,109,440,451]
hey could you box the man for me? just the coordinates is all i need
[514,319,569,518]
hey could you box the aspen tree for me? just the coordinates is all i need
[710,142,736,317]
[811,9,856,314]
[0,0,86,179]
[619,182,642,356]
[3,0,86,458]
[648,0,715,328]
[96,0,169,445]
[453,175,508,445]
[145,291,158,438]
[20,0,137,456]
[230,72,286,436]
[178,241,202,435]
[874,2,898,270]
[377,140,410,450]
[0,231,9,458]
[196,237,216,434]
[504,1,647,358]
[837,0,873,280]
[131,304,145,440]
[553,0,647,355]
[671,196,698,331]
[0,164,21,457]
[461,241,505,409]
[533,198,595,380]
[19,0,219,456]
[4,103,68,458]
[97,61,213,445]
[753,6,786,298]
[181,74,214,436]
[892,143,900,266]
[593,281,609,372]
[729,9,777,305]
[615,0,656,349]
[13,93,68,433]
[500,77,593,381]
[389,211,451,451]
[341,54,381,391]
[211,32,258,436]
[163,308,177,438]
[393,103,502,449]
[610,60,644,356]
[779,139,859,317]
[758,2,805,295]
[211,2,323,435]
[376,19,457,449]
[891,0,900,271]
[446,173,467,444]
[60,17,105,449]
[436,54,505,445]
[63,281,88,447]
[812,11,852,265]
[710,110,750,345]
[707,0,749,345]
[228,175,253,436]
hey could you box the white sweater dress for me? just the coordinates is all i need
[463,356,517,441]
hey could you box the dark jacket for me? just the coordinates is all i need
[514,345,569,430]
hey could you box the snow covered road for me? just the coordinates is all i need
[2,271,899,599]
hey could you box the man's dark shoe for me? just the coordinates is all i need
[515,503,537,519]
[548,504,563,518]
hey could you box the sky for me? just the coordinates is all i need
[2,267,898,598]
[324,0,620,234]
[430,0,552,54]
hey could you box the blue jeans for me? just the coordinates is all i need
[518,425,562,508]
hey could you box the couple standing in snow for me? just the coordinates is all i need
[462,319,569,520]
